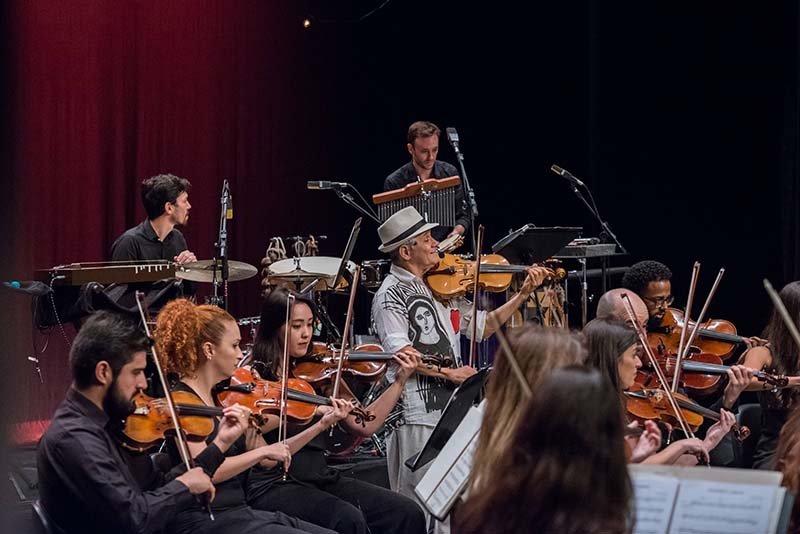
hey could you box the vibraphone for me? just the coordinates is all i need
[372,176,461,225]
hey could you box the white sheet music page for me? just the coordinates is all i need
[631,474,679,534]
[668,480,777,534]
[414,402,485,521]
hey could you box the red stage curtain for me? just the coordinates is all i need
[7,1,331,426]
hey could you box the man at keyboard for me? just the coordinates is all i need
[111,173,197,264]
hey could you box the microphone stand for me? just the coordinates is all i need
[212,180,231,309]
[565,175,628,255]
[448,132,479,253]
[332,184,382,225]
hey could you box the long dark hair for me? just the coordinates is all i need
[457,367,633,534]
[583,318,640,395]
[775,404,800,532]
[251,287,316,380]
[763,281,800,377]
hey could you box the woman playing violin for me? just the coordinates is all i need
[583,318,737,466]
[741,281,800,469]
[245,287,426,534]
[154,299,334,534]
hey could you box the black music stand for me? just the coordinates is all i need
[332,217,362,290]
[405,367,491,472]
[491,225,582,265]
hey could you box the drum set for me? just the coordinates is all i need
[266,256,390,292]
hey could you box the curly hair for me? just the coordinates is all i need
[154,298,235,376]
[621,260,672,295]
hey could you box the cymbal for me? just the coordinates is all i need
[267,256,355,291]
[175,260,258,283]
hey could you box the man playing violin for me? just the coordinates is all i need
[370,206,550,512]
[37,311,250,534]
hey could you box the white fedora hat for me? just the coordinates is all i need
[377,206,438,253]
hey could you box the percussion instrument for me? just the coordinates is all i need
[372,176,461,226]
[267,256,356,291]
[175,259,258,283]
[36,260,176,285]
[360,259,391,289]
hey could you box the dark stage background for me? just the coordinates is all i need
[3,0,800,430]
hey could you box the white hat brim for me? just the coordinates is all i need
[379,222,439,253]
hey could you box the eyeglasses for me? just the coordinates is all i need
[642,295,674,307]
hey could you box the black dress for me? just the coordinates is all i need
[166,382,335,534]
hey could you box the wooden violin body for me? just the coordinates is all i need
[119,390,229,452]
[292,342,453,384]
[648,308,744,361]
[217,367,375,426]
[625,385,750,442]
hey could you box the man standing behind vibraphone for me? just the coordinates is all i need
[384,121,470,242]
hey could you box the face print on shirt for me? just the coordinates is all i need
[407,297,450,357]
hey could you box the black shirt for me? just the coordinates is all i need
[384,160,470,240]
[37,388,226,534]
[111,219,189,262]
[170,382,249,516]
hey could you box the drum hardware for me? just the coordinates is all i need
[175,259,258,283]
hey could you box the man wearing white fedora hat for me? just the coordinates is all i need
[370,206,549,518]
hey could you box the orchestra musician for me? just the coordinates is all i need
[467,325,586,496]
[369,206,550,511]
[595,288,649,330]
[36,311,246,534]
[741,281,800,469]
[153,299,335,534]
[244,288,426,534]
[456,367,633,534]
[384,121,470,241]
[111,173,197,264]
[582,318,741,465]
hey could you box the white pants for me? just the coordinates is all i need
[386,423,450,534]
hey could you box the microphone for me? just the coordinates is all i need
[550,164,585,187]
[445,127,460,152]
[307,181,348,190]
[223,180,233,220]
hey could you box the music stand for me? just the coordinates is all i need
[491,225,582,265]
[332,217,362,290]
[405,367,491,472]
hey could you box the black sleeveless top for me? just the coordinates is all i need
[168,382,249,513]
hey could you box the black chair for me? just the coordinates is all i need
[32,499,63,534]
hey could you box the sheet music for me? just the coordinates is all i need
[631,475,680,534]
[415,403,484,521]
[669,481,778,534]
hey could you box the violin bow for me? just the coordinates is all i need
[673,261,701,392]
[134,292,215,520]
[469,225,485,369]
[621,293,696,441]
[487,313,532,399]
[673,268,725,392]
[278,292,294,481]
[332,265,360,400]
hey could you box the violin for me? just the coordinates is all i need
[635,354,788,397]
[216,367,375,426]
[118,389,263,452]
[291,342,454,384]
[625,386,750,442]
[425,253,560,299]
[648,308,751,361]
